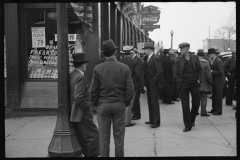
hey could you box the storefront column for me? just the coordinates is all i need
[110,2,117,44]
[5,3,20,108]
[117,10,122,60]
[101,3,110,41]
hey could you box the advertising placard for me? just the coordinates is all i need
[55,34,77,41]
[31,27,46,48]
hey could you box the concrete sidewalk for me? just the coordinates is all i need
[5,94,236,157]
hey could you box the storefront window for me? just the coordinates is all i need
[26,9,84,80]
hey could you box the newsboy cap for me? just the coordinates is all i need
[197,50,205,56]
[163,49,169,54]
[178,42,190,49]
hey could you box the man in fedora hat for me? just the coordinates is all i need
[207,48,225,115]
[197,49,212,117]
[143,42,165,128]
[91,39,133,157]
[69,53,99,157]
[173,42,202,132]
[132,47,145,120]
[162,49,175,104]
[119,46,141,127]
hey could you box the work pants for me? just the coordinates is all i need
[200,91,209,115]
[73,110,99,157]
[179,82,200,128]
[226,75,236,105]
[146,79,160,125]
[96,102,125,157]
[132,84,141,118]
[125,90,137,125]
[212,85,224,114]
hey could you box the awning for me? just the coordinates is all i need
[122,15,153,47]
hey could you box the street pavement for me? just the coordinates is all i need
[5,93,236,157]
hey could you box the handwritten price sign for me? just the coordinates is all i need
[55,34,77,41]
[32,27,46,48]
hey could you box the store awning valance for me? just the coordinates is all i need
[122,15,153,47]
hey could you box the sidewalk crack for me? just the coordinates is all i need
[153,130,157,157]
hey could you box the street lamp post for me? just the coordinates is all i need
[170,30,174,49]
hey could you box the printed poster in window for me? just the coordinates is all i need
[31,27,46,48]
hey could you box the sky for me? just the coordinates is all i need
[142,2,236,53]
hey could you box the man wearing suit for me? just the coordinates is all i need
[207,48,225,115]
[223,51,236,106]
[132,47,145,120]
[173,42,202,132]
[119,46,141,127]
[69,53,99,157]
[91,39,133,157]
[162,49,175,104]
[143,42,165,128]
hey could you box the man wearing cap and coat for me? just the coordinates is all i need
[162,49,175,104]
[91,39,133,157]
[69,53,99,157]
[207,48,225,115]
[173,42,202,132]
[197,50,212,117]
[119,46,141,127]
[143,42,165,128]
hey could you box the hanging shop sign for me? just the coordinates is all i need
[141,5,160,25]
[55,34,77,41]
[141,25,160,30]
[31,27,46,48]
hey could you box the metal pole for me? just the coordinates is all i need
[171,35,173,49]
[48,3,82,157]
[209,26,210,48]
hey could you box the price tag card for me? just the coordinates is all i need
[32,27,46,48]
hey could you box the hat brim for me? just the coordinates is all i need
[101,46,119,53]
[142,47,154,50]
[70,60,90,63]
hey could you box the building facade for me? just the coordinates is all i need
[202,38,236,52]
[4,3,153,110]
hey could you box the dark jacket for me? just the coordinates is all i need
[91,58,134,107]
[211,57,225,86]
[173,54,202,91]
[133,55,145,90]
[162,57,175,96]
[223,56,236,76]
[198,57,212,93]
[144,54,165,89]
[70,69,90,122]
[119,57,140,90]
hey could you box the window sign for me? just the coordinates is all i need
[55,34,77,41]
[32,27,46,48]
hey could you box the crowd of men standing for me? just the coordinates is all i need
[68,39,236,157]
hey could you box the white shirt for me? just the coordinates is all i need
[147,53,153,62]
[132,54,136,59]
[76,68,84,76]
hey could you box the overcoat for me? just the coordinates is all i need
[161,57,174,96]
[198,57,212,93]
[211,57,225,86]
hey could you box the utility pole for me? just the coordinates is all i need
[208,26,210,49]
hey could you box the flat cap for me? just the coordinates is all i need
[178,42,190,49]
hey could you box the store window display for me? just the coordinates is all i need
[26,9,84,79]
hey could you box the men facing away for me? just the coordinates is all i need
[69,53,99,157]
[143,42,165,128]
[223,51,236,106]
[162,49,175,104]
[91,39,134,157]
[173,42,202,132]
[132,47,145,120]
[197,50,212,117]
[119,46,141,127]
[207,48,225,115]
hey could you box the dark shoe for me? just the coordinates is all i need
[145,121,153,124]
[232,105,236,110]
[192,122,195,127]
[201,114,210,117]
[172,99,180,102]
[132,116,140,120]
[209,96,212,99]
[226,103,233,106]
[208,110,215,113]
[166,101,175,104]
[151,124,160,128]
[183,127,191,132]
[211,112,222,115]
[125,122,136,127]
[196,112,199,115]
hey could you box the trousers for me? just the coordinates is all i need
[212,85,224,113]
[132,84,141,118]
[96,102,126,157]
[179,82,200,128]
[73,110,99,157]
[226,75,236,105]
[125,91,137,125]
[200,91,208,115]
